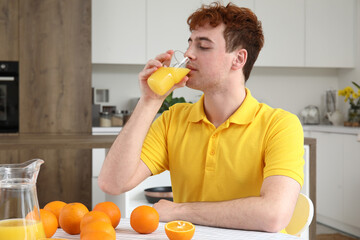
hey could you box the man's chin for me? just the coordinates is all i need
[185,79,201,91]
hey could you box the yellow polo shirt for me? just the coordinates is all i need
[141,88,304,203]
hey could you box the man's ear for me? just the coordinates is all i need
[232,49,247,70]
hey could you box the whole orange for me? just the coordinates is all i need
[165,220,195,240]
[59,202,89,235]
[93,201,121,228]
[80,231,115,240]
[130,205,159,234]
[80,221,116,239]
[40,209,58,238]
[25,207,40,221]
[80,210,112,231]
[44,200,66,227]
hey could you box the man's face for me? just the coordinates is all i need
[185,23,235,92]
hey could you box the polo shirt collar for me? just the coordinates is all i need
[188,94,206,123]
[188,88,259,125]
[229,88,259,125]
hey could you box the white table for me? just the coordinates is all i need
[53,218,301,240]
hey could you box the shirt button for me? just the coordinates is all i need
[210,150,215,155]
[212,134,217,138]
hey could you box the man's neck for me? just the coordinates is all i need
[203,86,247,128]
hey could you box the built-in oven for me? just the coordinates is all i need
[0,61,19,133]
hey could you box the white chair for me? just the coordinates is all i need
[285,193,314,237]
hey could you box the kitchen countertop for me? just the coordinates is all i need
[0,133,116,150]
[0,127,318,150]
[92,127,122,134]
[94,125,360,135]
[303,124,360,135]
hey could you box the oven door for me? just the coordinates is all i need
[0,62,19,133]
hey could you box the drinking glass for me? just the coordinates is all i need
[147,51,190,95]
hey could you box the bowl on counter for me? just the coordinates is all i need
[144,186,173,203]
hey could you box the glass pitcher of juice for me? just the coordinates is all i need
[0,159,46,240]
[147,51,190,96]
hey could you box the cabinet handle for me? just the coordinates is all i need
[0,77,15,81]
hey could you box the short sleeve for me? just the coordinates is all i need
[263,112,305,186]
[141,112,170,175]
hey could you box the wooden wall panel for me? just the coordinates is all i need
[0,149,92,209]
[19,149,92,209]
[0,0,19,61]
[12,0,93,208]
[0,150,19,163]
[19,0,92,134]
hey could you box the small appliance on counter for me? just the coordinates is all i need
[300,105,320,125]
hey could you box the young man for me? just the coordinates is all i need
[99,2,304,233]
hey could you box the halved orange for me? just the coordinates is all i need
[165,220,195,240]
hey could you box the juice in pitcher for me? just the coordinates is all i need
[0,219,46,239]
[148,67,190,96]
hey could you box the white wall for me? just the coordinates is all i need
[248,67,339,119]
[338,2,360,117]
[92,64,340,122]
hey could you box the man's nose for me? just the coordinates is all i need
[184,47,195,60]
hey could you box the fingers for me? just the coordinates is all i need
[155,50,174,64]
[140,50,174,81]
[170,76,189,92]
[146,51,173,69]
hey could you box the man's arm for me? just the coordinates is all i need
[98,50,189,195]
[98,97,160,195]
[153,175,301,233]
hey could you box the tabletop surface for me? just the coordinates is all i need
[53,218,300,240]
[0,134,116,149]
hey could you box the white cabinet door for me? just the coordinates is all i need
[310,132,344,221]
[92,0,146,64]
[146,0,254,60]
[146,0,200,60]
[305,0,355,68]
[254,0,305,67]
[201,0,254,9]
[343,135,360,229]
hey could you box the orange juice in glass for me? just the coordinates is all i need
[147,52,190,95]
[0,219,46,240]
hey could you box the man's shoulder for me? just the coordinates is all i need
[258,103,297,118]
[169,102,194,111]
[160,102,195,122]
[257,104,302,128]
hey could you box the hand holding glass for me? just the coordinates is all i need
[147,51,190,96]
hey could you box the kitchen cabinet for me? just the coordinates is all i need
[147,0,254,59]
[92,0,146,64]
[146,0,199,59]
[0,0,18,61]
[254,0,304,67]
[343,134,360,232]
[304,127,360,237]
[92,0,356,68]
[305,0,355,68]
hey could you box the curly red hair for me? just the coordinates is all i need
[187,2,264,81]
